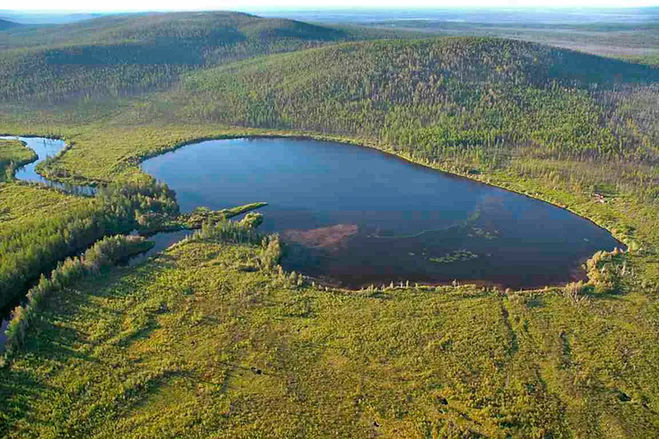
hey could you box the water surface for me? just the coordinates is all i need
[142,137,621,288]
[0,136,94,195]
[125,229,193,267]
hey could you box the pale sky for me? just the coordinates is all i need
[3,1,658,12]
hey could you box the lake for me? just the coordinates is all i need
[142,137,621,289]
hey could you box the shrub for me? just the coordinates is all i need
[240,212,264,229]
[2,235,148,361]
[563,280,589,304]
[585,249,623,294]
[259,235,282,271]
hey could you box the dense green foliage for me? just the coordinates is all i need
[2,234,151,360]
[0,138,35,181]
[176,38,657,161]
[0,179,177,310]
[0,232,655,437]
[0,12,366,102]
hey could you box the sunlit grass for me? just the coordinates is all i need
[1,234,656,437]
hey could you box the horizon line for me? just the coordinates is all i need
[2,5,658,14]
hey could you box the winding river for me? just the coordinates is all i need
[1,135,623,342]
[0,136,95,195]
[0,136,186,343]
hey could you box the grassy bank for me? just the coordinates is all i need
[149,202,269,234]
[0,228,656,437]
[0,138,36,181]
[1,234,153,361]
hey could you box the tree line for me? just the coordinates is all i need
[1,234,152,362]
[0,178,178,309]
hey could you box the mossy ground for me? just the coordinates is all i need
[0,138,36,181]
[1,235,657,437]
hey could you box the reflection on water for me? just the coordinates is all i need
[126,229,193,266]
[142,137,622,288]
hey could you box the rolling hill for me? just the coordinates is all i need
[170,38,658,160]
[0,19,19,31]
[0,11,359,102]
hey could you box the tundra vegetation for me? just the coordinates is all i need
[0,178,177,310]
[1,221,656,437]
[2,234,152,361]
[0,11,657,438]
[0,138,36,181]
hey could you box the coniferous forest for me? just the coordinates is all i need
[0,9,657,438]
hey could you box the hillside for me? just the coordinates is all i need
[0,19,19,31]
[0,11,358,102]
[172,38,658,161]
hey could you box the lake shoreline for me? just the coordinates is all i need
[3,129,631,249]
[141,136,620,289]
[2,131,628,292]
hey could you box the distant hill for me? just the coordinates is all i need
[0,11,357,102]
[172,37,658,159]
[1,16,656,161]
[0,11,106,25]
[0,18,20,30]
[0,11,349,49]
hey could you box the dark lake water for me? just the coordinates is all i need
[142,137,621,289]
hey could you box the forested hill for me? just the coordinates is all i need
[0,19,20,30]
[0,11,360,102]
[174,37,658,160]
[0,12,348,49]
